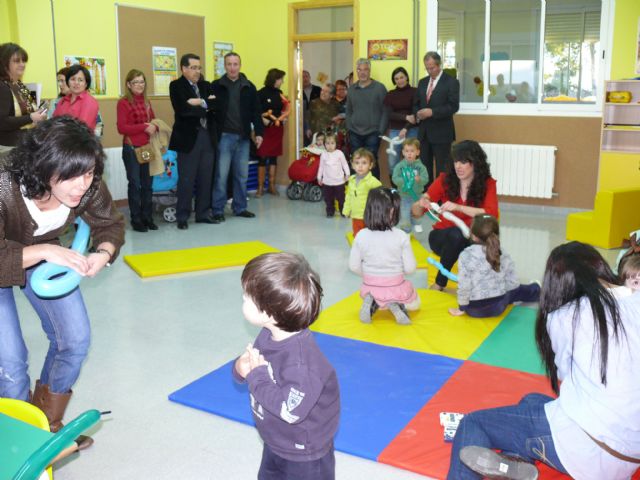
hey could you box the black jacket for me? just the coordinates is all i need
[303,84,321,111]
[413,72,460,144]
[168,76,217,153]
[209,73,264,140]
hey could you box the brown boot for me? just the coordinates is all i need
[268,164,279,195]
[32,380,94,450]
[256,165,265,197]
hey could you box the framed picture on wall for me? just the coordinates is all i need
[367,39,408,61]
[213,42,233,79]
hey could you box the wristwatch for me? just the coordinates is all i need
[95,248,113,267]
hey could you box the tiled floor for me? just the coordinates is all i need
[14,193,617,479]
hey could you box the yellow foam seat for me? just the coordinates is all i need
[566,188,640,248]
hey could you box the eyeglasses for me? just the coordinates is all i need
[130,80,145,85]
[187,66,202,71]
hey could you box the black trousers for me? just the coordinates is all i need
[420,141,451,187]
[321,184,345,215]
[122,144,153,223]
[429,226,470,287]
[176,128,214,222]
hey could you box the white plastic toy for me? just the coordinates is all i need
[429,202,471,238]
[379,135,404,158]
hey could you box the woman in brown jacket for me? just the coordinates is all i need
[0,116,124,448]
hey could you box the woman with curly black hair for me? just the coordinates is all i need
[411,140,498,290]
[0,116,124,449]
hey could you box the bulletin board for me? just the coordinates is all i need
[116,5,205,97]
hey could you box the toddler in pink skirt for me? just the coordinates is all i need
[349,187,420,324]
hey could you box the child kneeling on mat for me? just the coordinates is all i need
[449,214,540,317]
[349,187,420,324]
[233,252,340,480]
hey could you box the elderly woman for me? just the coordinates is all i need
[0,43,47,149]
[412,140,498,290]
[117,68,158,232]
[53,64,100,131]
[0,116,124,448]
[307,82,341,139]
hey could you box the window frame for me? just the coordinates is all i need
[426,0,614,117]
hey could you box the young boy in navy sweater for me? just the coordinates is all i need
[234,252,340,480]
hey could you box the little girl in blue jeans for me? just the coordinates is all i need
[449,214,540,318]
[349,187,420,325]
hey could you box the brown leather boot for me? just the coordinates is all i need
[32,380,94,450]
[256,165,265,197]
[268,164,279,195]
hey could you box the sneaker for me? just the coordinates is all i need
[414,224,424,233]
[360,294,375,323]
[389,303,411,325]
[460,446,539,480]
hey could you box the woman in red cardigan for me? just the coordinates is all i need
[116,69,158,232]
[412,140,498,290]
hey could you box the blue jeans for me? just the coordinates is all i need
[388,128,418,179]
[349,131,381,179]
[447,393,568,479]
[213,133,250,215]
[0,268,91,400]
[399,195,419,232]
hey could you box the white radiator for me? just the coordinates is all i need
[480,143,557,199]
[102,147,127,201]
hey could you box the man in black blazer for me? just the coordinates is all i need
[413,51,460,185]
[169,53,217,230]
[302,70,321,146]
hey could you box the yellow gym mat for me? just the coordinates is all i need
[124,241,280,278]
[311,289,507,360]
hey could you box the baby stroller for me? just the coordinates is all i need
[152,150,179,222]
[286,144,323,202]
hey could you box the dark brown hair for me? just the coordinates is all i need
[0,43,28,81]
[444,140,492,207]
[364,187,400,231]
[241,253,323,332]
[471,214,501,272]
[264,68,285,88]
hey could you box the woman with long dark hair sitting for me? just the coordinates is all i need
[447,242,640,480]
[412,140,498,290]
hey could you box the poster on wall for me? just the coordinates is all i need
[152,46,178,96]
[636,18,640,74]
[213,42,233,79]
[64,56,107,95]
[367,39,408,61]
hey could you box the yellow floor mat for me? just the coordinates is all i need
[311,289,507,360]
[124,241,280,278]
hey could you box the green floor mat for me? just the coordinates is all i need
[469,306,546,375]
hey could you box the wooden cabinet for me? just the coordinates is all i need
[598,80,640,189]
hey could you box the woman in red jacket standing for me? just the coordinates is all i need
[116,69,158,232]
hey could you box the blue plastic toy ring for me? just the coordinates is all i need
[427,257,459,283]
[30,218,91,298]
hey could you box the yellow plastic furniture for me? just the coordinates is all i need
[0,398,53,480]
[566,188,640,248]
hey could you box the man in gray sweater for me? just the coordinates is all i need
[346,58,388,178]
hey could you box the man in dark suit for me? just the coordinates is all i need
[169,53,217,230]
[414,51,460,185]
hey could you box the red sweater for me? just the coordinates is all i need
[116,95,155,147]
[427,173,499,230]
[53,91,99,130]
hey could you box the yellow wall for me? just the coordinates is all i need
[0,0,18,45]
[610,0,640,80]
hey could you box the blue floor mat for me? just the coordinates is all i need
[169,332,463,460]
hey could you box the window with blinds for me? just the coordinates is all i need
[431,0,605,110]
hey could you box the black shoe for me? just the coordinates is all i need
[326,212,335,218]
[196,216,221,224]
[177,221,188,230]
[212,214,226,223]
[144,219,158,230]
[131,220,148,232]
[235,210,255,218]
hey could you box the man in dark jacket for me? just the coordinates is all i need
[414,51,460,185]
[210,52,263,221]
[169,53,217,230]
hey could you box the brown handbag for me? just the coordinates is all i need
[134,144,154,164]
